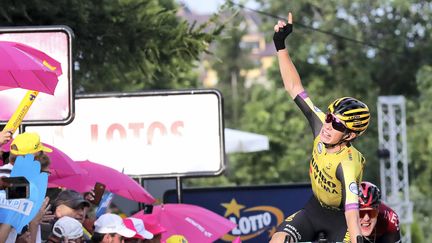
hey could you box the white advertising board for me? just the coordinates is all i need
[27,90,225,177]
[0,26,74,124]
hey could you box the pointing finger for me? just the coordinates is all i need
[288,12,293,24]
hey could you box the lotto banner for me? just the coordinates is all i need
[163,183,313,243]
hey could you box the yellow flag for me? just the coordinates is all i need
[4,90,39,134]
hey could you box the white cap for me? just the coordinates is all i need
[52,216,83,240]
[94,213,136,238]
[123,217,154,239]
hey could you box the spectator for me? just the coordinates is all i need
[123,217,154,242]
[41,190,92,241]
[0,131,50,188]
[0,132,52,243]
[47,216,84,243]
[52,190,91,224]
[91,213,135,243]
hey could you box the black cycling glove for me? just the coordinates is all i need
[273,23,293,51]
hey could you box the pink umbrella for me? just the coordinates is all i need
[47,172,91,192]
[50,160,155,204]
[0,41,62,94]
[132,204,237,243]
[0,41,63,134]
[129,213,166,235]
[1,141,86,180]
[43,143,87,179]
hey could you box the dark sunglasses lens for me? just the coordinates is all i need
[360,209,378,218]
[325,114,346,132]
[332,121,346,132]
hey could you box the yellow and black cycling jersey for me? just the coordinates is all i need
[294,91,365,211]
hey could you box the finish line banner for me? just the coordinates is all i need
[164,183,313,243]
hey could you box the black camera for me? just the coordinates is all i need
[3,176,30,199]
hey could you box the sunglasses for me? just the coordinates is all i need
[359,209,379,218]
[325,113,347,133]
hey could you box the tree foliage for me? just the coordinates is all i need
[407,65,432,241]
[0,0,224,92]
[209,8,256,127]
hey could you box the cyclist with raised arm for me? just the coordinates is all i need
[269,12,370,243]
[359,182,401,243]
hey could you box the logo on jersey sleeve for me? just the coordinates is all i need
[317,142,323,154]
[349,182,359,195]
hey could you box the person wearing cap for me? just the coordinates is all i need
[0,132,52,243]
[47,216,84,243]
[123,217,154,242]
[8,132,53,161]
[52,190,91,223]
[0,132,52,187]
[129,214,166,243]
[40,190,92,241]
[166,235,188,243]
[91,213,136,243]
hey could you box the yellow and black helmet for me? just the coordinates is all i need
[328,97,370,136]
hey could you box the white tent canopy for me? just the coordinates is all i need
[224,128,270,154]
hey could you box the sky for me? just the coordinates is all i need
[179,0,259,14]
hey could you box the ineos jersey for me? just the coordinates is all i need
[294,91,365,210]
[372,203,401,243]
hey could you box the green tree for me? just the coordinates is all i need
[407,65,432,241]
[210,8,256,127]
[0,0,224,92]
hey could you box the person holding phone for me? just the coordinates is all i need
[269,13,370,243]
[84,182,106,206]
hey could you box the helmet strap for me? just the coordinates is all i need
[323,131,352,149]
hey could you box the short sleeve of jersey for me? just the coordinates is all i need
[293,91,325,138]
[337,153,365,211]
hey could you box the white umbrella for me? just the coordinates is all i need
[224,128,270,153]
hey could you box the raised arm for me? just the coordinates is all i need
[273,13,305,99]
[337,161,364,243]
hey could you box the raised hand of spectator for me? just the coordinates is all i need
[0,129,13,145]
[16,229,31,243]
[84,189,95,202]
[31,197,51,225]
[39,197,56,225]
[29,197,53,243]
